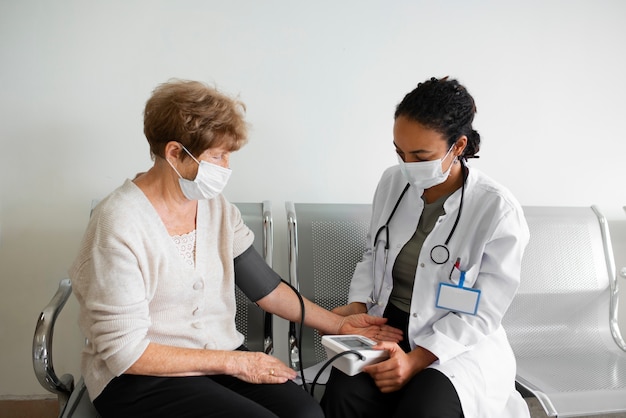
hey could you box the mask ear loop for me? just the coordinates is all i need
[179,143,201,165]
[166,142,201,179]
[442,142,459,172]
[166,158,184,179]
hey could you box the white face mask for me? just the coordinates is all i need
[167,144,232,201]
[398,145,455,190]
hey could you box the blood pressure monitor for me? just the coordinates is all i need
[321,335,389,376]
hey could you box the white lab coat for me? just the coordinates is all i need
[348,164,530,418]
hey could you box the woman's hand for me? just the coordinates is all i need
[228,351,296,384]
[338,314,404,343]
[363,342,437,393]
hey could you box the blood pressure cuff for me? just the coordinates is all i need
[234,245,281,302]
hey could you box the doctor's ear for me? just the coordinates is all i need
[453,136,468,158]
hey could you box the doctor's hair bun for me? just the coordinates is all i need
[395,77,481,160]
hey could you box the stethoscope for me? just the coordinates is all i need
[368,163,467,306]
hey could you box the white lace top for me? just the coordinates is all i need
[172,230,196,267]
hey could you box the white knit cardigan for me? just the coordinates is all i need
[69,179,255,400]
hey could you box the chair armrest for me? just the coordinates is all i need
[262,200,274,355]
[285,201,299,291]
[32,279,75,407]
[262,200,274,268]
[284,202,303,370]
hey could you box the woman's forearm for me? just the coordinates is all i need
[257,282,345,334]
[125,343,235,376]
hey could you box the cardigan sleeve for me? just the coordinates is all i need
[224,199,255,258]
[70,223,152,378]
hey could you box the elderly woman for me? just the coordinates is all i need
[70,79,401,418]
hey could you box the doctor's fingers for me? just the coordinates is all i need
[367,359,414,393]
[363,354,398,376]
[331,302,367,316]
[330,305,351,316]
[365,366,406,393]
[367,344,414,376]
[375,325,403,343]
[372,375,406,393]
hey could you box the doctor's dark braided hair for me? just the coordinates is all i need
[394,77,480,160]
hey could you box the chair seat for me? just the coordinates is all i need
[516,337,626,416]
[503,206,626,417]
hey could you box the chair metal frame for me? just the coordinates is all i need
[502,205,626,417]
[32,278,74,412]
[285,201,372,371]
[233,201,275,355]
[285,202,626,416]
[32,200,273,417]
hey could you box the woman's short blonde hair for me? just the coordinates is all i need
[144,79,248,159]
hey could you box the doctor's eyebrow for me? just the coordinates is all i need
[393,142,433,156]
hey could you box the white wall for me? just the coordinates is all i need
[1,0,625,396]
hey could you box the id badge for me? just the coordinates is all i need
[436,283,481,315]
[435,267,481,315]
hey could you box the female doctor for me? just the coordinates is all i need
[321,77,530,418]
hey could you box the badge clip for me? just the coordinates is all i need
[436,259,481,315]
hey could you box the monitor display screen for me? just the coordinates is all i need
[336,337,374,349]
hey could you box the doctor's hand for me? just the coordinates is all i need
[332,302,367,316]
[363,342,437,393]
[337,314,403,344]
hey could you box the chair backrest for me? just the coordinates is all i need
[502,206,626,416]
[283,202,626,415]
[285,202,371,368]
[503,206,624,355]
[33,279,75,411]
[234,201,274,354]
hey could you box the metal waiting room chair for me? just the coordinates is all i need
[285,202,626,416]
[32,201,274,418]
[502,206,626,417]
[233,202,275,355]
[285,202,372,382]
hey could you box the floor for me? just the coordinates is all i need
[0,398,58,418]
[526,398,626,418]
[1,396,625,417]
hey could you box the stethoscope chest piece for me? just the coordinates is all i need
[430,244,450,265]
[369,163,467,304]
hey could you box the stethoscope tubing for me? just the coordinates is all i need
[369,162,467,305]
